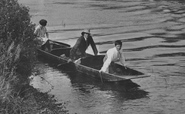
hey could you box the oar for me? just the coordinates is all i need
[57,58,73,67]
[110,73,150,80]
[120,74,150,80]
[57,62,74,73]
[99,71,104,83]
[57,62,69,67]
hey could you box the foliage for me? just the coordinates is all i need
[0,0,37,76]
[0,0,67,113]
[0,0,39,113]
[0,0,68,113]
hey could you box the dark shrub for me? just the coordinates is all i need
[0,0,38,113]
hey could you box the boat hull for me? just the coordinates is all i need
[37,40,150,82]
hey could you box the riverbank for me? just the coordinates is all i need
[0,0,66,113]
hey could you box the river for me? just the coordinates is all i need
[18,0,185,114]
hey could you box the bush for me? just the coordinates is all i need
[0,0,39,113]
[0,0,37,76]
[0,0,67,113]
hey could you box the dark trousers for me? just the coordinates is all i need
[41,40,50,51]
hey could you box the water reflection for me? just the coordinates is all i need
[68,71,148,99]
[31,60,149,113]
[60,68,149,114]
[40,58,149,100]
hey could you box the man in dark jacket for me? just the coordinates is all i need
[70,29,98,63]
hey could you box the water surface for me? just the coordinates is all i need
[19,0,185,113]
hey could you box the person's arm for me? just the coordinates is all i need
[120,51,126,66]
[46,32,49,38]
[100,50,113,72]
[89,36,98,55]
[45,27,49,38]
[69,37,82,60]
[34,26,39,37]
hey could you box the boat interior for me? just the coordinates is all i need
[80,56,144,76]
[49,41,144,76]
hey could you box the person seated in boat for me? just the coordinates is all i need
[99,40,127,73]
[34,19,51,51]
[69,29,98,63]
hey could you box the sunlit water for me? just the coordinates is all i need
[19,0,185,114]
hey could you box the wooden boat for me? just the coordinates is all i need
[37,40,150,82]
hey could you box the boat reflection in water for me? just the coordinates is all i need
[38,53,149,99]
[32,58,149,113]
[67,70,148,98]
[53,61,149,99]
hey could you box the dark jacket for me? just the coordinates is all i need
[70,35,98,60]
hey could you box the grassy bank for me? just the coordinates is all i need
[0,0,67,113]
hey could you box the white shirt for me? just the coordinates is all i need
[100,47,126,72]
[34,25,47,38]
[34,25,48,45]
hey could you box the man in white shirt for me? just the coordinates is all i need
[99,40,126,73]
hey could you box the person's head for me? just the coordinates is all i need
[39,19,47,26]
[81,29,91,39]
[114,40,122,51]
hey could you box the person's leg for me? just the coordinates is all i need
[49,41,53,51]
[41,43,46,50]
[109,63,114,74]
[46,40,50,51]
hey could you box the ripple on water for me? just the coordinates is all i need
[20,0,185,113]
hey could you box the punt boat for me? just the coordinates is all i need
[37,40,150,82]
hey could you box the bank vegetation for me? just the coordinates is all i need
[0,0,66,113]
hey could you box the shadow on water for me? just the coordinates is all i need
[126,44,185,52]
[153,52,185,58]
[56,63,149,101]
